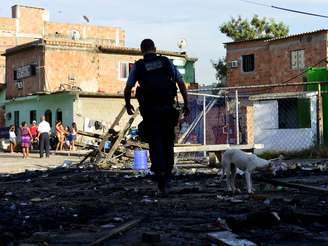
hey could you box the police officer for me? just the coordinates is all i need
[124,39,189,196]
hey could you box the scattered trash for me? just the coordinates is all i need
[30,197,43,202]
[112,217,124,223]
[263,198,271,205]
[101,223,116,229]
[9,203,16,210]
[62,160,73,168]
[141,196,157,204]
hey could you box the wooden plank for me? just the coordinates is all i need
[78,106,126,165]
[207,231,257,246]
[89,218,142,246]
[100,108,139,166]
[126,140,149,149]
[98,106,126,152]
[256,178,328,194]
[173,144,263,153]
[77,130,104,139]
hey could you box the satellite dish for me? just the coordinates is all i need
[177,38,187,51]
[71,30,81,40]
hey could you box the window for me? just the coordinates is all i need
[278,98,311,129]
[14,64,36,80]
[30,110,36,124]
[119,62,134,80]
[45,109,52,127]
[242,54,255,72]
[291,50,305,70]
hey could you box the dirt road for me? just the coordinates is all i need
[0,152,82,174]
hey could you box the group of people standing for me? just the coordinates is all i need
[55,121,77,151]
[8,115,77,158]
[9,120,39,158]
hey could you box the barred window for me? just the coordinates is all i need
[242,54,255,72]
[291,50,305,70]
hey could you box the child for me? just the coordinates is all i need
[64,126,72,150]
[71,122,77,151]
[9,125,16,153]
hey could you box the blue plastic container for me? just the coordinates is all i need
[133,149,148,170]
[104,141,111,153]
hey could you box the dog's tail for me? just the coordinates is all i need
[218,168,225,183]
[218,159,225,183]
[217,152,225,183]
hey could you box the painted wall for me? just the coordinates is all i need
[5,92,74,131]
[253,94,317,153]
[73,96,141,133]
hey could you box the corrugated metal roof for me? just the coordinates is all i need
[266,29,328,42]
[224,29,328,45]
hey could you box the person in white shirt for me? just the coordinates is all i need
[9,125,16,153]
[37,115,51,158]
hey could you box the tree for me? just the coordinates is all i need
[213,15,289,82]
[212,57,227,83]
[220,15,289,42]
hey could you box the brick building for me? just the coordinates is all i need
[2,40,196,130]
[0,5,197,131]
[0,5,125,86]
[225,29,328,91]
[3,39,196,100]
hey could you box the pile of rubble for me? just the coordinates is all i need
[0,158,327,245]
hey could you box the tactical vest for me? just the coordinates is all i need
[135,54,177,107]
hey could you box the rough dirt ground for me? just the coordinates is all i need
[0,161,327,246]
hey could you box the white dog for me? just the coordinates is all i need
[220,149,278,194]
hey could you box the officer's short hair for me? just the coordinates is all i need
[140,39,155,53]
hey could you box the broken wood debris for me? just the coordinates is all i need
[256,177,328,194]
[207,231,257,246]
[89,218,142,246]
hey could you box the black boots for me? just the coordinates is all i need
[156,172,171,197]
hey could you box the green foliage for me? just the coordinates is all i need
[220,15,289,42]
[212,57,227,82]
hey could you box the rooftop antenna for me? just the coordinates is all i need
[177,38,187,53]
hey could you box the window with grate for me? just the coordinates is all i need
[242,54,255,72]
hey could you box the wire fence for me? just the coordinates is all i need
[177,82,324,158]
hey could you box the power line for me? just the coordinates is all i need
[239,0,328,19]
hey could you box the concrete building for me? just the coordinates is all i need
[225,29,328,91]
[0,4,125,86]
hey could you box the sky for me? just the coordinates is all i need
[1,0,328,84]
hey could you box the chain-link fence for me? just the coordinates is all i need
[176,82,324,159]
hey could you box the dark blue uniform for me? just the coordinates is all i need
[127,53,184,191]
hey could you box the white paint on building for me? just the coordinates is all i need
[253,94,317,153]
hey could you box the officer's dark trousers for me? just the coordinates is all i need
[142,107,176,181]
[39,133,50,158]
